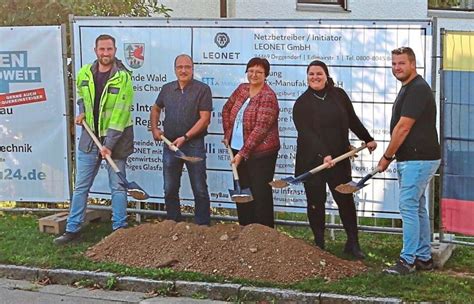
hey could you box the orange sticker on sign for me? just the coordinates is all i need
[0,88,46,108]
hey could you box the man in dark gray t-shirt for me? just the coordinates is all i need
[379,47,440,275]
[150,54,212,225]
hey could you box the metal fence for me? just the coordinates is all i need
[439,29,474,246]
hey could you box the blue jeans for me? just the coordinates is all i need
[66,146,128,232]
[397,159,440,264]
[163,139,210,225]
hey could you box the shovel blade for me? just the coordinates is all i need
[126,181,150,200]
[174,149,203,163]
[269,176,296,188]
[335,181,369,194]
[180,155,204,162]
[270,171,313,188]
[229,188,253,203]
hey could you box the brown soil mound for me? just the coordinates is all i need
[86,221,367,284]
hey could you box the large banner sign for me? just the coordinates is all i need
[0,26,70,201]
[72,18,432,219]
[441,30,474,235]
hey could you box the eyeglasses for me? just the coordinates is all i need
[247,69,265,76]
[175,65,193,70]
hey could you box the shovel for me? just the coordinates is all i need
[269,144,367,189]
[82,121,149,200]
[223,140,253,203]
[335,167,380,194]
[160,135,203,163]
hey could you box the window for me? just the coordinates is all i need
[429,0,474,10]
[298,0,344,3]
[296,0,348,12]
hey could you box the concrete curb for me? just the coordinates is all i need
[0,264,402,303]
[117,276,173,293]
[175,280,241,301]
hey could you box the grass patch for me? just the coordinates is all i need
[0,212,472,303]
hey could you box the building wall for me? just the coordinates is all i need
[435,15,474,32]
[160,0,220,18]
[158,1,474,104]
[232,0,427,19]
[160,0,428,19]
[159,1,474,79]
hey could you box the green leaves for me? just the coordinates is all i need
[428,0,461,8]
[0,0,173,26]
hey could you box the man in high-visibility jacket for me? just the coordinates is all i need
[55,34,134,245]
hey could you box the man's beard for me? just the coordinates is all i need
[99,56,114,66]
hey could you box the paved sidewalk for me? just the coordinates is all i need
[0,264,402,303]
[0,278,228,304]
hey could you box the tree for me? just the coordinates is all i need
[0,0,172,26]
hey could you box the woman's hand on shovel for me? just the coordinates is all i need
[366,140,377,153]
[231,153,244,167]
[323,155,335,168]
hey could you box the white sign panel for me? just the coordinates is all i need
[0,26,70,201]
[72,18,432,219]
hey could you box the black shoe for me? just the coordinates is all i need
[314,242,325,250]
[314,238,325,250]
[343,242,366,259]
[383,258,416,275]
[53,231,80,245]
[415,257,434,271]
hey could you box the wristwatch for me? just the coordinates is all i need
[183,134,189,142]
[383,154,395,161]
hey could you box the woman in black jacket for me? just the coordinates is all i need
[293,60,377,259]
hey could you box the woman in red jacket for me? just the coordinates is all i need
[222,57,280,228]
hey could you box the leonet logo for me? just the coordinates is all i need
[203,33,240,60]
[124,43,145,69]
[214,33,230,49]
[0,51,41,94]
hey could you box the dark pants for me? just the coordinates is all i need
[163,140,210,225]
[234,151,278,228]
[303,159,359,245]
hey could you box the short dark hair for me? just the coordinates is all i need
[392,46,416,62]
[95,34,116,47]
[245,57,270,77]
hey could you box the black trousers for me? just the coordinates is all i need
[233,151,278,228]
[303,159,359,243]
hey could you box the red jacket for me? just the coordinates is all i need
[222,83,280,159]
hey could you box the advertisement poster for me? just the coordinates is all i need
[73,19,432,218]
[0,26,70,201]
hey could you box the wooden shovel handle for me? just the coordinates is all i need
[160,135,179,152]
[82,121,120,173]
[222,140,240,180]
[308,144,367,175]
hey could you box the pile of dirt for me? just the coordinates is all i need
[86,221,367,284]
